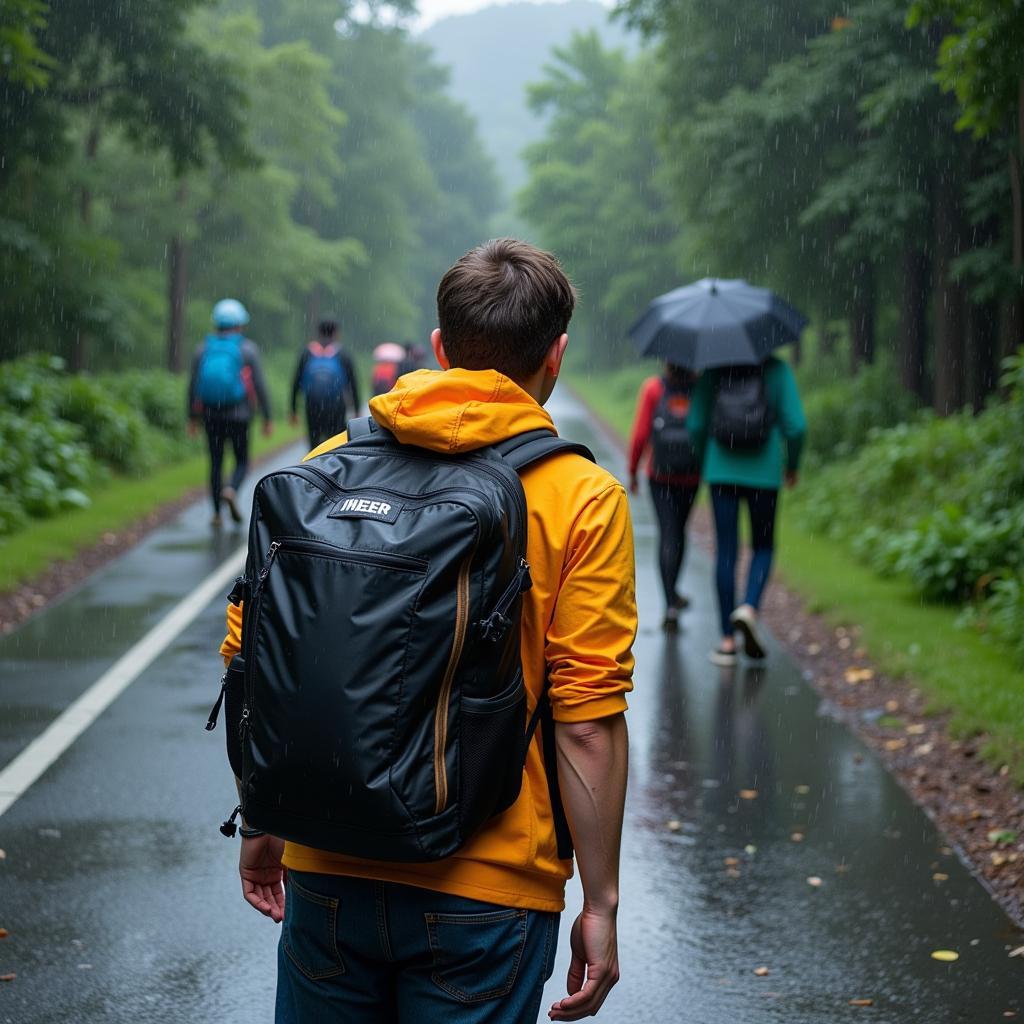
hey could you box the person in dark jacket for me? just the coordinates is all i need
[628,363,701,631]
[188,298,273,527]
[290,317,360,449]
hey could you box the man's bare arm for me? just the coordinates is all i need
[549,713,628,1022]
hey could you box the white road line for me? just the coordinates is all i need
[0,543,247,819]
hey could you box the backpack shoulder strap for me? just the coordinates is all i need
[493,429,595,472]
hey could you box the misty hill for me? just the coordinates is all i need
[420,2,633,204]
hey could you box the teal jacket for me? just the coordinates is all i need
[687,357,807,490]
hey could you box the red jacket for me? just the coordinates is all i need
[628,376,701,486]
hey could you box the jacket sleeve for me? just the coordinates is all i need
[776,361,807,471]
[292,348,308,415]
[628,377,660,477]
[244,341,273,421]
[686,372,712,460]
[546,482,637,723]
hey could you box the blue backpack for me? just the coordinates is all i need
[197,334,247,407]
[301,342,347,404]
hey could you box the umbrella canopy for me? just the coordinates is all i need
[629,278,807,370]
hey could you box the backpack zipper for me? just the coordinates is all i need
[478,558,532,642]
[434,550,474,815]
[270,537,427,574]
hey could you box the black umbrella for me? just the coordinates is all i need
[628,278,807,370]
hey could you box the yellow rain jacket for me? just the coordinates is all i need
[221,368,636,912]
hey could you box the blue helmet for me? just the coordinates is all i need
[212,298,250,329]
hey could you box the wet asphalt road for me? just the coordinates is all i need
[1,391,1022,1024]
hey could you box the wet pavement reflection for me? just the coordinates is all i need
[0,399,1021,1023]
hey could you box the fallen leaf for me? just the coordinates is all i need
[932,873,949,883]
[795,784,811,795]
[930,950,959,962]
[0,850,6,860]
[753,966,770,977]
[885,699,900,712]
[806,643,821,656]
[849,999,874,1007]
[724,857,740,867]
[0,973,14,982]
[906,723,927,735]
[844,667,873,684]
[1008,946,1024,959]
[838,636,852,650]
[666,820,681,833]
[913,744,934,756]
[744,844,757,855]
[791,832,805,843]
[807,876,823,888]
[884,738,907,751]
[726,867,741,878]
[988,829,1018,846]
[991,853,1009,867]
[0,928,7,939]
[739,789,758,800]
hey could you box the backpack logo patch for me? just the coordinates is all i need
[328,494,402,523]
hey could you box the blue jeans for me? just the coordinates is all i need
[275,873,560,1024]
[710,484,779,636]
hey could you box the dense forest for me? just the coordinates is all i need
[0,0,499,371]
[521,0,1023,414]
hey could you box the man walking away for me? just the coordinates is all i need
[687,356,806,664]
[219,240,637,1023]
[188,298,273,527]
[290,317,359,449]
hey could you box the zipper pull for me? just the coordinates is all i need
[205,672,228,731]
[227,574,248,606]
[257,541,281,583]
[238,705,250,741]
[517,558,532,593]
[219,804,242,838]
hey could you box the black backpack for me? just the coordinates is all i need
[650,383,700,477]
[710,365,775,450]
[208,416,593,862]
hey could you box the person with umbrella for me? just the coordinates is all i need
[628,362,701,631]
[630,279,807,664]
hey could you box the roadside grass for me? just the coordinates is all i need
[0,423,303,594]
[566,363,1024,784]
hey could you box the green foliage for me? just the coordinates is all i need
[0,357,199,534]
[800,363,922,463]
[519,37,684,366]
[793,349,1024,659]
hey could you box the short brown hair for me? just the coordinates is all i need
[436,238,575,380]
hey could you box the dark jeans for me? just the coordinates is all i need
[648,480,699,607]
[276,873,560,1024]
[204,417,249,513]
[306,402,348,451]
[710,484,779,636]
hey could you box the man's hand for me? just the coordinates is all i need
[187,420,198,439]
[784,468,799,489]
[549,905,619,1021]
[628,473,639,496]
[262,420,274,439]
[239,834,286,923]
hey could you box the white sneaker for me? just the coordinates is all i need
[709,645,737,667]
[730,604,766,661]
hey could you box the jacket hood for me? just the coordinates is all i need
[368,369,556,453]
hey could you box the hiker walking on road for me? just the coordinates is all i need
[628,363,701,631]
[188,298,273,527]
[290,317,360,449]
[217,239,637,1023]
[687,355,806,665]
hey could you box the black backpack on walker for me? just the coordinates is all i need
[208,416,593,862]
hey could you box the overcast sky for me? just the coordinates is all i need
[412,0,612,30]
